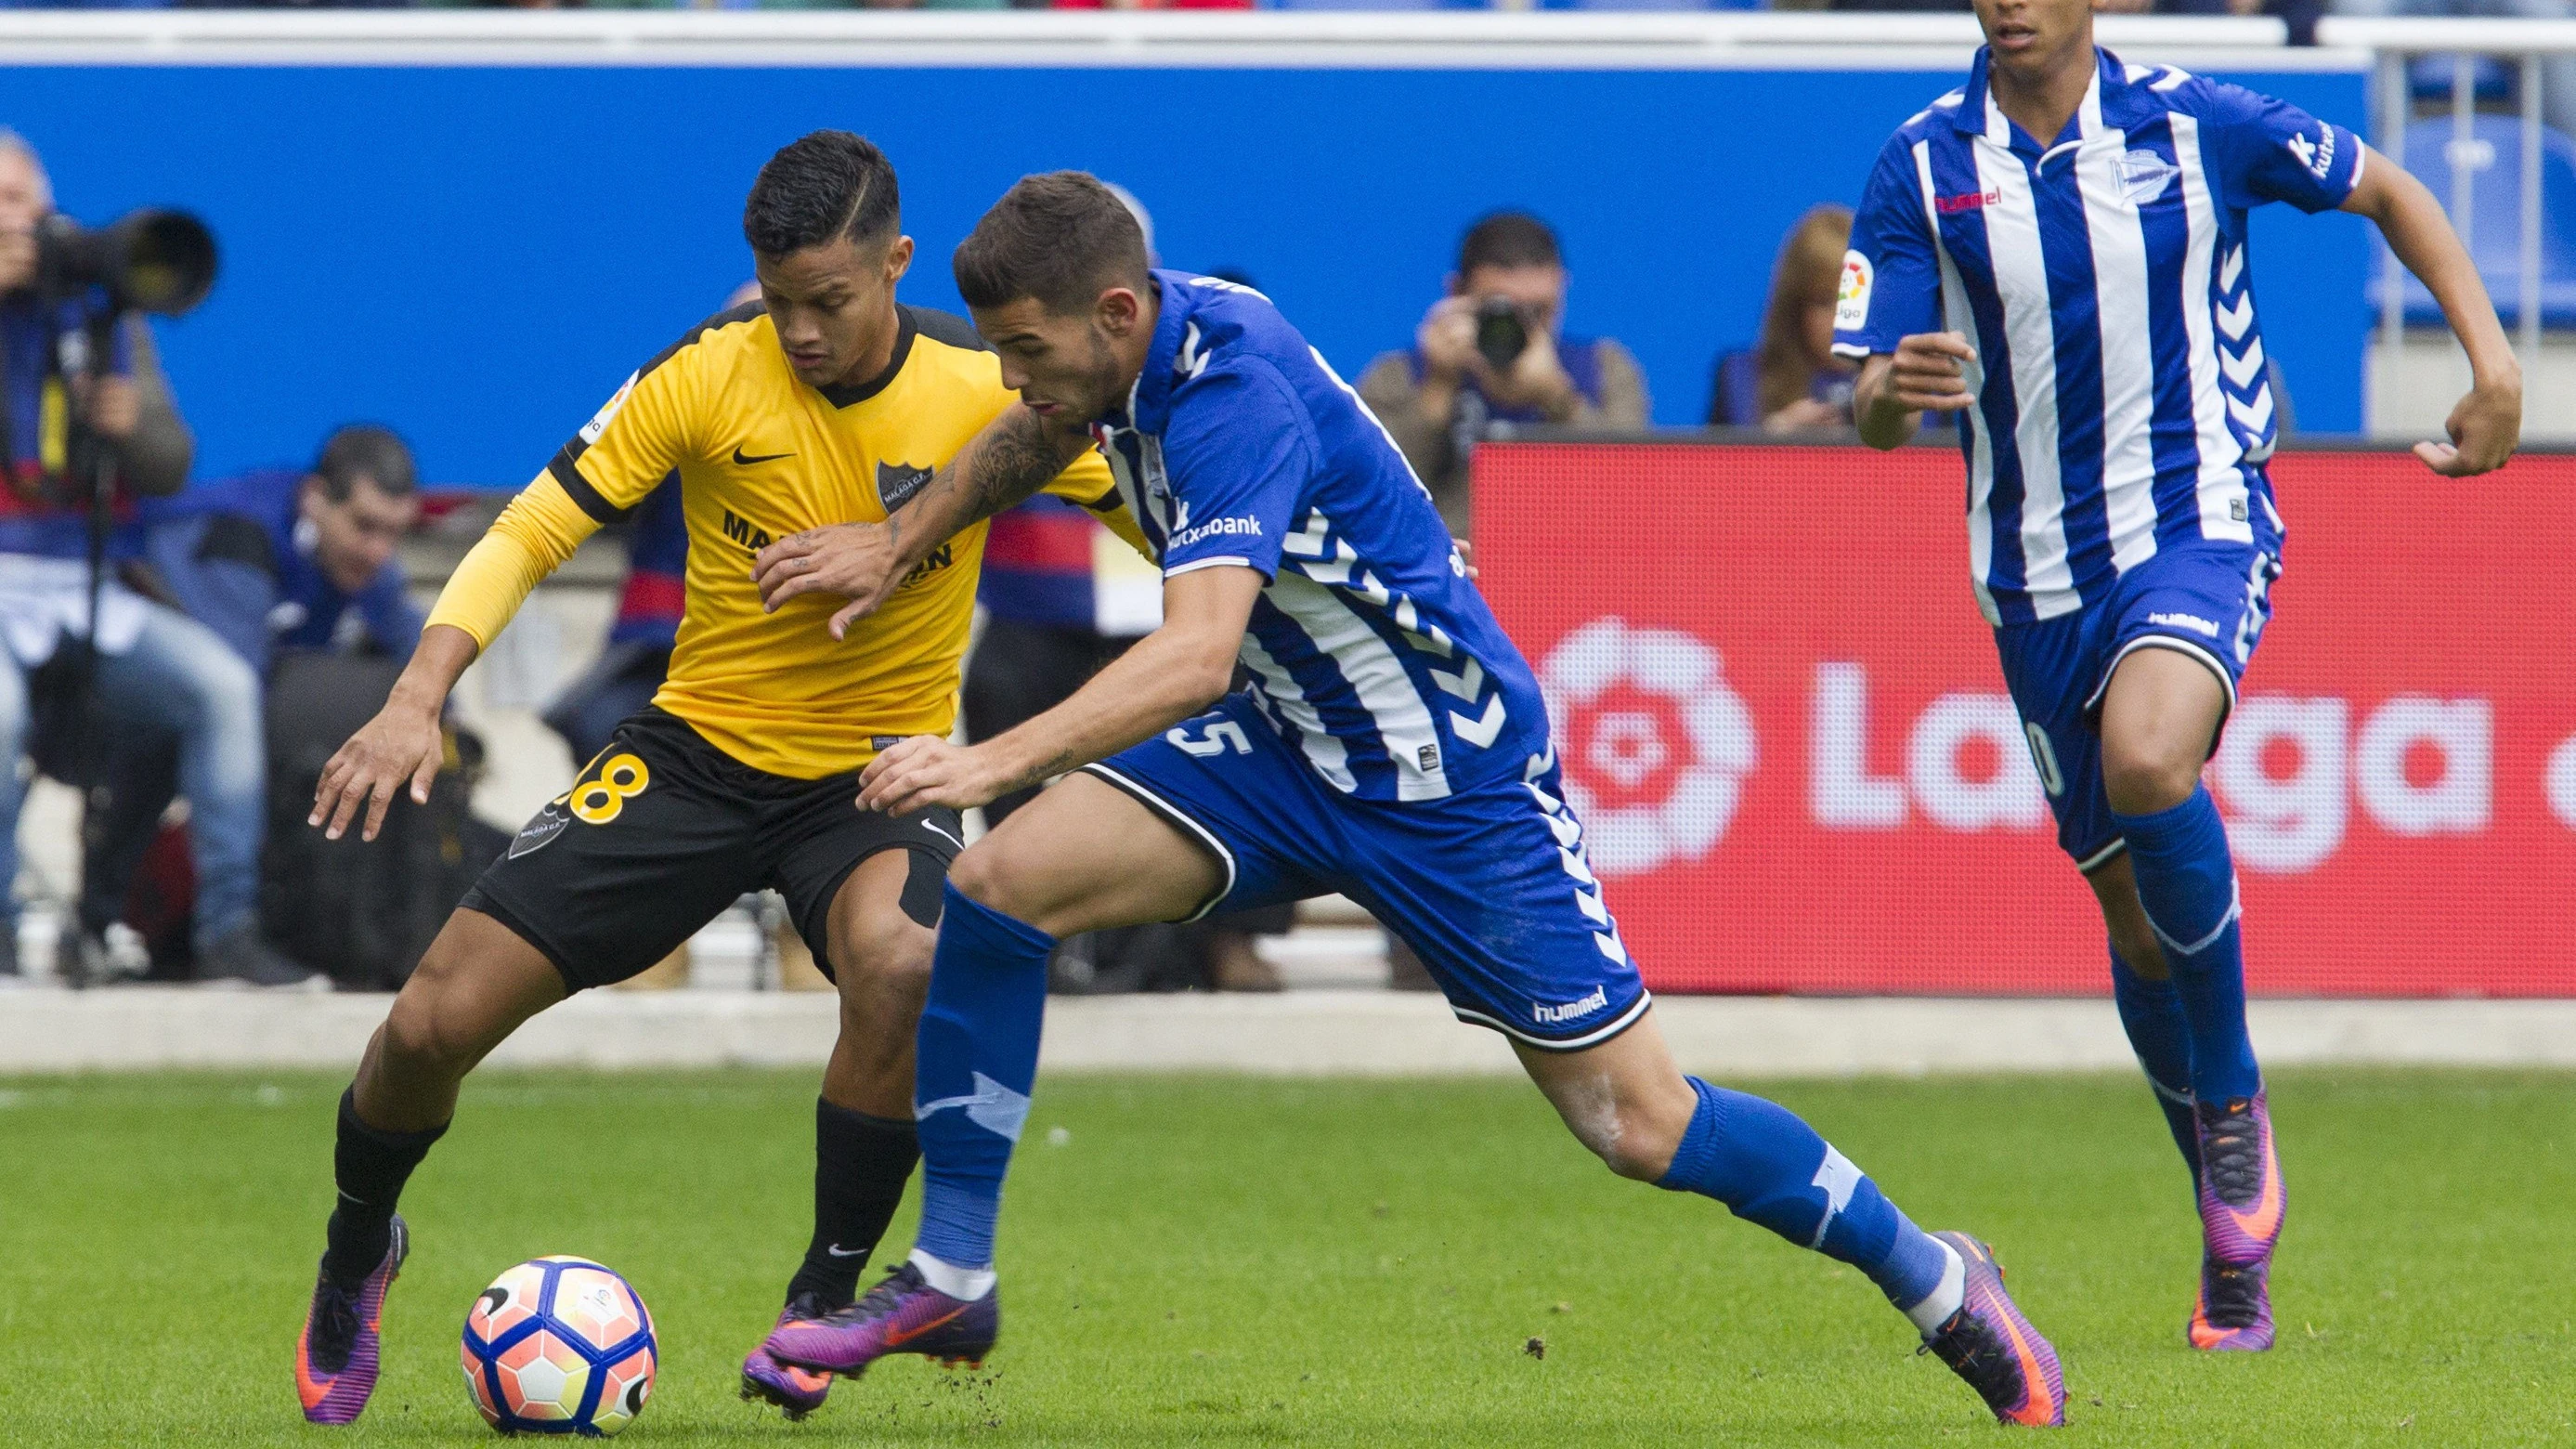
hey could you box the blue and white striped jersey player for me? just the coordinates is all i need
[746,172,2067,1427]
[1841,0,2519,1353]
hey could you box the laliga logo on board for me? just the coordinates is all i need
[1538,617,1757,879]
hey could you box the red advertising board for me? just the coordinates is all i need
[1473,441,2576,997]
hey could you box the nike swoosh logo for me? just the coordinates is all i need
[881,1304,967,1349]
[1986,1291,2057,1424]
[2225,1135,2285,1243]
[733,447,794,465]
[826,1244,863,1258]
[919,820,965,851]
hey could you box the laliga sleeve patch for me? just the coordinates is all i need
[1835,252,1874,333]
[579,372,638,446]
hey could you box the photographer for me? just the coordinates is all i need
[1358,211,1648,535]
[65,428,427,986]
[0,130,296,988]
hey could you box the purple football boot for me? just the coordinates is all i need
[2190,1255,2276,1351]
[295,1215,408,1425]
[740,1291,838,1419]
[1920,1232,2065,1428]
[2195,1094,2285,1267]
[763,1262,997,1377]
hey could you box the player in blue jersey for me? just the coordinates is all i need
[1839,0,2519,1353]
[746,172,2067,1427]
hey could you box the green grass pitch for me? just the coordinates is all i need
[2,1066,2570,1445]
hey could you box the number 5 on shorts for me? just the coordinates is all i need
[1167,720,1254,759]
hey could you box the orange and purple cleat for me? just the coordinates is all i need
[295,1215,407,1426]
[740,1291,838,1420]
[762,1261,997,1378]
[1920,1232,2065,1428]
[2191,1093,2283,1351]
[2191,1258,2275,1352]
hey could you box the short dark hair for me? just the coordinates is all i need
[743,130,901,257]
[953,171,1151,315]
[1456,211,1563,276]
[311,424,416,503]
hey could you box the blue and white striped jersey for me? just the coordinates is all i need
[1091,270,1548,803]
[1834,47,2361,624]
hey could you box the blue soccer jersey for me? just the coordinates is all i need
[1090,271,1550,803]
[1833,47,2361,626]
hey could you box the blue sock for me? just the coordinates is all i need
[910,883,1055,1273]
[2109,948,2202,1177]
[2113,788,2262,1104]
[1657,1077,1951,1316]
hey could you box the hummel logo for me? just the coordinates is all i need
[733,446,794,466]
[825,1244,864,1258]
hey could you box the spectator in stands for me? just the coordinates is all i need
[0,130,306,989]
[144,425,425,672]
[1359,211,1648,535]
[1708,205,1860,434]
[65,426,427,986]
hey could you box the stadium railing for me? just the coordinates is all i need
[2320,17,2576,376]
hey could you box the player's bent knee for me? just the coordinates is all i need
[1596,1109,1686,1182]
[380,990,482,1079]
[945,841,1009,910]
[2101,744,2201,816]
[833,916,935,999]
[1556,1094,1689,1182]
[947,839,1055,926]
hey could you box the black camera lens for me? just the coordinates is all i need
[1473,297,1529,372]
[35,208,217,317]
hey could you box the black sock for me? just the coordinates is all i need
[322,1086,449,1286]
[784,1098,920,1310]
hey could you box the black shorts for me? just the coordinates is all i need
[461,708,961,992]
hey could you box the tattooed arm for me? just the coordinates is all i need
[751,402,1092,637]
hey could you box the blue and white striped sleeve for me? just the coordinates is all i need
[1833,134,1945,359]
[2196,81,2365,215]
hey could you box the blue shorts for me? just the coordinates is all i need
[1996,538,2283,871]
[1086,694,1651,1051]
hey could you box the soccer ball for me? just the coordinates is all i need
[460,1256,657,1436]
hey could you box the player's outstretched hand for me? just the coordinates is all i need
[310,699,444,842]
[2415,374,2522,476]
[859,736,1010,816]
[752,521,899,637]
[1887,332,1980,411]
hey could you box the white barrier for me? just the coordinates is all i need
[5,988,2574,1077]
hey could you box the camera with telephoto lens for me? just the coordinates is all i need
[1473,295,1529,372]
[34,208,217,316]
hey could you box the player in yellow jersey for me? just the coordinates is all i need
[288,133,1138,1429]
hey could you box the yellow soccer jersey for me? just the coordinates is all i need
[425,302,1136,778]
